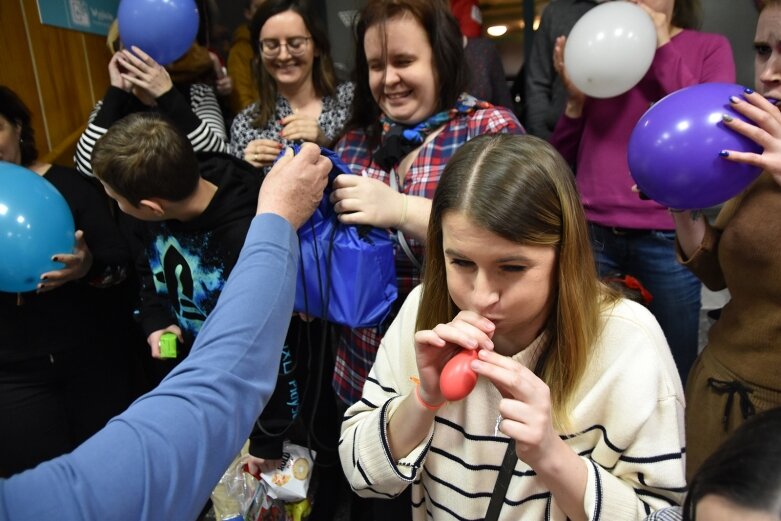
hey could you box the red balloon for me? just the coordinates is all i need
[440,349,479,401]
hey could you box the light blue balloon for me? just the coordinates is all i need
[0,162,75,293]
[117,0,200,66]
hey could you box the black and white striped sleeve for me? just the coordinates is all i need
[74,87,134,177]
[186,83,228,154]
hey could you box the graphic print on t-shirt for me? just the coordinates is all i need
[147,230,226,337]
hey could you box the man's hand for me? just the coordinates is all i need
[257,143,331,229]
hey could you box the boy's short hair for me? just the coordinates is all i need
[92,113,200,206]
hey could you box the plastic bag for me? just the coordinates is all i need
[211,446,286,521]
[260,442,316,503]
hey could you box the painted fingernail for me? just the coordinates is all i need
[51,256,59,262]
[719,150,730,157]
[41,275,48,280]
[729,95,740,104]
[722,114,733,122]
[744,87,754,94]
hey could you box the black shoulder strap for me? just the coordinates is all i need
[485,442,518,521]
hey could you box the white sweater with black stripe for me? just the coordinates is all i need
[339,285,686,520]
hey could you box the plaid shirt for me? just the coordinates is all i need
[331,101,523,405]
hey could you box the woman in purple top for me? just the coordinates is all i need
[549,0,735,383]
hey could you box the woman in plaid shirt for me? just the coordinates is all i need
[329,0,523,410]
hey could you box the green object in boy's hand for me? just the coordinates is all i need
[159,332,178,359]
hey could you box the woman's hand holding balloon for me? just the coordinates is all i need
[280,113,328,146]
[108,53,133,92]
[553,36,586,118]
[118,46,174,101]
[413,311,495,408]
[473,351,588,520]
[471,350,558,462]
[629,0,672,47]
[721,90,781,186]
[387,313,493,461]
[37,231,93,293]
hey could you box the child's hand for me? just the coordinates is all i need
[147,325,183,359]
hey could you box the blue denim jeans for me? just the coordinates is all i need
[589,224,701,383]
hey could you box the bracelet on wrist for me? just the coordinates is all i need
[409,376,445,411]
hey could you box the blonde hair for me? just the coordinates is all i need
[416,134,617,429]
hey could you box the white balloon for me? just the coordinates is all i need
[564,1,657,99]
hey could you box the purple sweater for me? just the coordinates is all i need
[550,29,735,229]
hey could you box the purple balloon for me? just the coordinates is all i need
[628,82,763,209]
[117,0,199,66]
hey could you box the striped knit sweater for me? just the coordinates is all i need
[74,84,227,177]
[340,285,686,520]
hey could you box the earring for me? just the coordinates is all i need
[19,137,23,145]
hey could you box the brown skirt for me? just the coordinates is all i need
[684,346,781,481]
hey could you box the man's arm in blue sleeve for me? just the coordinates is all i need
[0,213,298,521]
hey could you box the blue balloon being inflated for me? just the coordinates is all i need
[0,162,75,293]
[628,82,763,210]
[117,0,200,66]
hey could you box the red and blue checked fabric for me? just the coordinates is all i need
[331,98,523,405]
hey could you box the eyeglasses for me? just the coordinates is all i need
[259,37,312,58]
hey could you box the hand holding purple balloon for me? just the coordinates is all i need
[719,90,781,189]
[628,83,764,210]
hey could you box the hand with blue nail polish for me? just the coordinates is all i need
[36,230,93,293]
[720,88,781,187]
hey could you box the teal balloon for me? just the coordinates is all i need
[0,162,75,292]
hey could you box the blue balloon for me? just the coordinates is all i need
[0,162,75,293]
[117,0,200,66]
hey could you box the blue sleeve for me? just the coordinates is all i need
[0,213,298,521]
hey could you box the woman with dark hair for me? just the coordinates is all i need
[229,0,353,172]
[0,86,133,477]
[328,0,522,412]
[340,134,686,520]
[549,0,735,386]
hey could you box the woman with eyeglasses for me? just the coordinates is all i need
[229,0,354,173]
